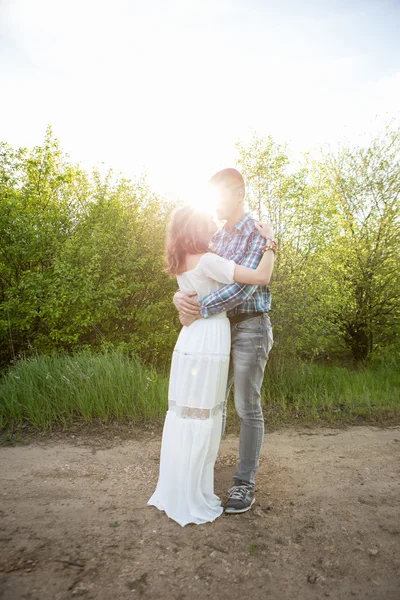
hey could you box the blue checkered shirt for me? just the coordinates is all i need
[200,212,272,318]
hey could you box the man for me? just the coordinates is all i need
[173,167,275,513]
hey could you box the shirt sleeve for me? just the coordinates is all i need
[197,253,236,285]
[199,231,265,318]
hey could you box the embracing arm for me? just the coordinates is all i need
[172,290,201,326]
[173,290,200,315]
[233,243,274,285]
[174,222,275,323]
[199,229,272,319]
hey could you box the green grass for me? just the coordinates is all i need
[0,349,399,434]
[0,348,169,431]
[261,358,400,427]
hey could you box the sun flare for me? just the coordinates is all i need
[179,181,219,217]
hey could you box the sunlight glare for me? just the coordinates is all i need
[183,181,219,217]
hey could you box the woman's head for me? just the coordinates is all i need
[164,206,217,276]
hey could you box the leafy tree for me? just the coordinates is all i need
[1,125,398,371]
[322,125,400,361]
[236,126,400,364]
[236,134,342,361]
[0,129,179,370]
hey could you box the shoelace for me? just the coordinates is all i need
[228,485,249,501]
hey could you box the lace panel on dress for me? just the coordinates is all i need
[169,400,224,420]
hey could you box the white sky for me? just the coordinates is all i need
[1,0,399,200]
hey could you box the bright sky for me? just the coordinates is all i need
[1,0,399,202]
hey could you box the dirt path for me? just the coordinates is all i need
[1,425,399,600]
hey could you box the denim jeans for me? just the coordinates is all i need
[221,312,273,488]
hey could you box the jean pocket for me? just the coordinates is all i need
[264,318,274,353]
[235,316,262,332]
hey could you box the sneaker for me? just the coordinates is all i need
[224,483,255,514]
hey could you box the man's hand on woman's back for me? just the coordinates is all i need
[173,291,201,327]
[173,291,201,315]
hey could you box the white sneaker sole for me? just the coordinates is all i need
[224,497,255,514]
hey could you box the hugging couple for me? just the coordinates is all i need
[147,168,276,526]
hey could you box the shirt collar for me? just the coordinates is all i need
[223,211,252,234]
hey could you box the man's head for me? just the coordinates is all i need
[209,168,245,221]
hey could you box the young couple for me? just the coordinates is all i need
[147,168,276,527]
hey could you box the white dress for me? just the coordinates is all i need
[147,252,236,526]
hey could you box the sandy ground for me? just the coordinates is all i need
[0,424,399,600]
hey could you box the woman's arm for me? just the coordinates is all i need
[233,222,276,286]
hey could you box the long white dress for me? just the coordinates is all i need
[147,252,236,527]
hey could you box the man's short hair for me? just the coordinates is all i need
[209,168,245,193]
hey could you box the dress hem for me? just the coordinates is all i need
[147,499,224,527]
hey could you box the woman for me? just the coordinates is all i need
[147,206,275,526]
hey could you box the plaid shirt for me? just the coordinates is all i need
[200,212,272,318]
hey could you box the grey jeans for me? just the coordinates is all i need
[221,312,273,488]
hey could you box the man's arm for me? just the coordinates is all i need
[200,231,265,318]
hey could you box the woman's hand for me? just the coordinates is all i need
[255,221,275,241]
